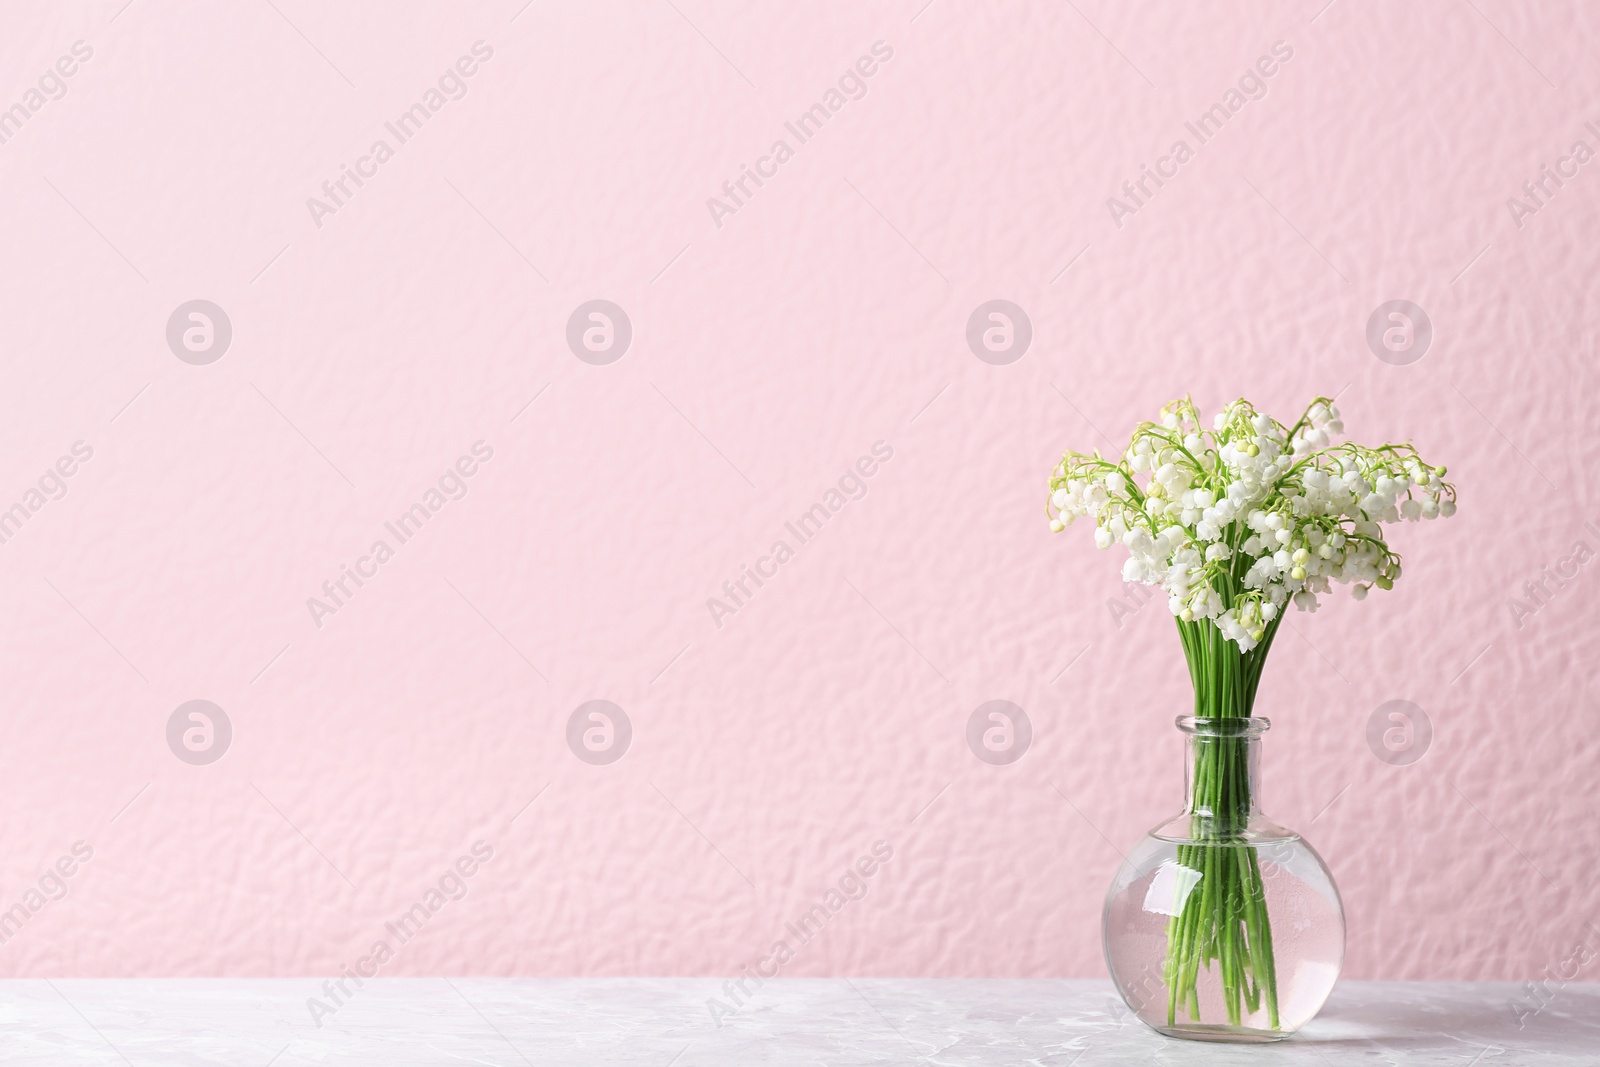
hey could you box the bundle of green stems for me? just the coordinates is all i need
[1166,612,1284,1030]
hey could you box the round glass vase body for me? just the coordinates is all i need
[1102,716,1344,1042]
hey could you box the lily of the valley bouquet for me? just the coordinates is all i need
[1047,396,1455,1040]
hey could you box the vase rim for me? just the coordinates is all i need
[1175,715,1271,736]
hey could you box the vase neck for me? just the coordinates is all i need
[1178,716,1267,833]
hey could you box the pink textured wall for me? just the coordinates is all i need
[0,0,1596,986]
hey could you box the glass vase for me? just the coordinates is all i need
[1102,716,1344,1042]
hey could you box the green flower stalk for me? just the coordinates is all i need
[1047,396,1456,1030]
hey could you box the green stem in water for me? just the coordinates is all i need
[1164,612,1284,1032]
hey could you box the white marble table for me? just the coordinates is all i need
[0,978,1593,1065]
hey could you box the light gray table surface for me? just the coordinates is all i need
[0,978,1593,1065]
